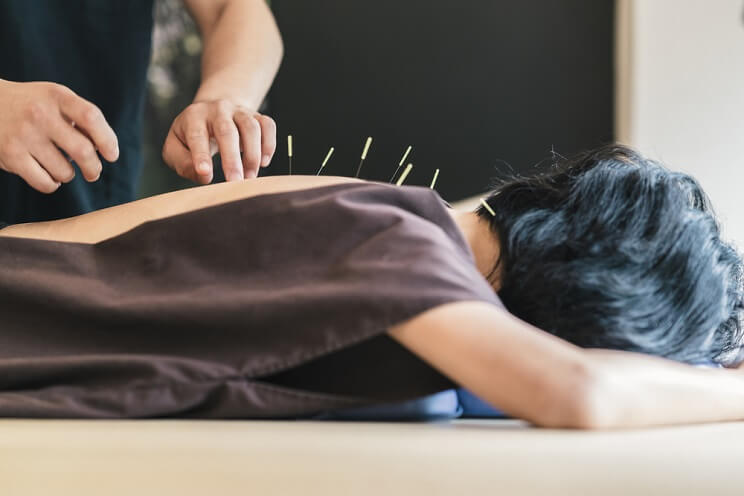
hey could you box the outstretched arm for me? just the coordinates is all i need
[389,301,744,429]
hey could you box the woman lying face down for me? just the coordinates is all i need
[0,144,742,428]
[474,144,743,368]
[391,144,744,429]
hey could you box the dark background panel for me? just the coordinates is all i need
[268,0,614,201]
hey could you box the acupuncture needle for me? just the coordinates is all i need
[390,145,412,183]
[396,163,413,186]
[355,137,373,178]
[317,147,335,175]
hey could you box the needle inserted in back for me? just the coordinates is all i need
[317,147,335,175]
[355,137,373,178]
[396,163,413,186]
[287,135,293,175]
[390,145,412,183]
[480,198,496,217]
[429,169,440,189]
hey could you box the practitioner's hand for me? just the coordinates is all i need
[0,80,119,193]
[161,99,277,184]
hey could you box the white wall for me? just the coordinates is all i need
[618,0,744,245]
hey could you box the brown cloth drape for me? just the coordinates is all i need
[0,183,502,418]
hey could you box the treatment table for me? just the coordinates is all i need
[2,419,743,495]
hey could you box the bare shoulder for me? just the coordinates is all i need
[388,300,563,368]
[390,300,504,344]
[389,301,496,378]
[388,300,592,425]
[0,175,362,244]
[388,300,539,388]
[390,300,548,352]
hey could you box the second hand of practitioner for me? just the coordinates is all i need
[160,0,282,184]
[162,100,278,184]
[0,79,119,193]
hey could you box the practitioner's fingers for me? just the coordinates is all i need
[184,118,216,184]
[211,103,243,182]
[163,100,276,183]
[48,114,102,182]
[256,114,277,168]
[9,152,61,194]
[234,110,262,179]
[30,141,76,183]
[162,126,209,184]
[162,104,214,184]
[54,84,119,163]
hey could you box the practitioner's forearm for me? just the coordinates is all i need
[189,0,283,109]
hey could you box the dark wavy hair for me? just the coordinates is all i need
[476,144,744,366]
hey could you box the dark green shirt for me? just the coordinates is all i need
[0,0,154,224]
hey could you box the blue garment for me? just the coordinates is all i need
[0,0,154,223]
[318,389,505,421]
[315,390,462,421]
[456,389,506,418]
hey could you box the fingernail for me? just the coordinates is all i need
[113,144,119,158]
[261,155,271,167]
[197,162,210,174]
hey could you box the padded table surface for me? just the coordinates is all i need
[1,419,743,495]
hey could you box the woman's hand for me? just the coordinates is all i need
[161,99,277,184]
